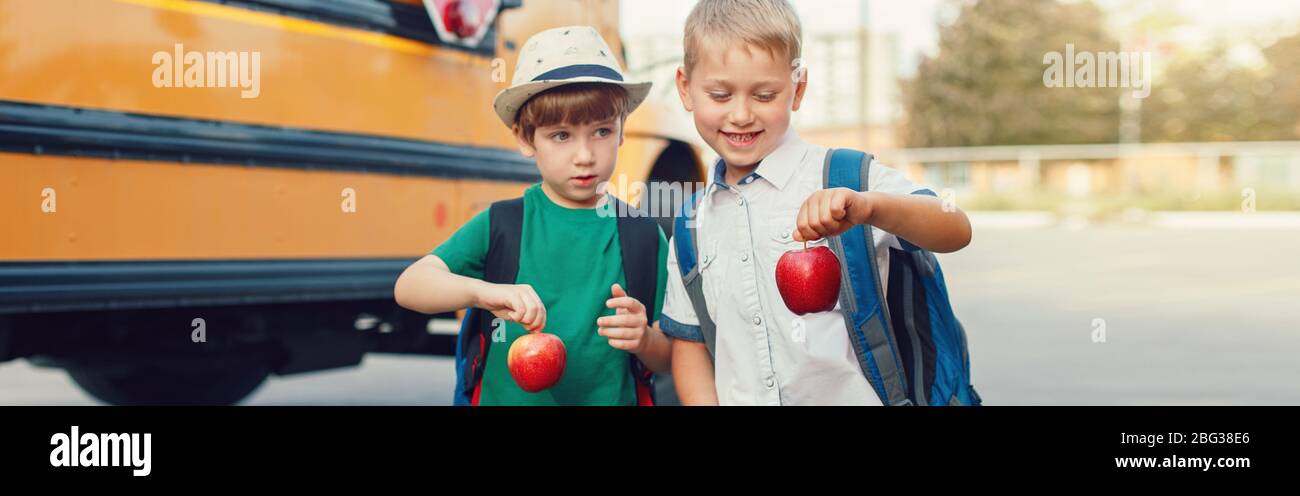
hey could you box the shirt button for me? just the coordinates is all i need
[737,196,745,206]
[740,252,749,262]
[765,378,775,388]
[753,314,762,325]
[781,230,790,239]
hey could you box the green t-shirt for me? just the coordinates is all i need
[432,183,668,406]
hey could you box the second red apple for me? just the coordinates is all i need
[775,245,842,315]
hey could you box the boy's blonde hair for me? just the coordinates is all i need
[683,0,802,75]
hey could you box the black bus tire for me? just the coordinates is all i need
[66,364,270,406]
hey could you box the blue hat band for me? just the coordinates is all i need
[531,64,625,82]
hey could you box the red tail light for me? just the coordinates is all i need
[441,1,479,38]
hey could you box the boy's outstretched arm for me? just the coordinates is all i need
[793,189,972,253]
[394,255,547,332]
[671,339,719,405]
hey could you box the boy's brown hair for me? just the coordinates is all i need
[683,0,803,76]
[514,83,631,145]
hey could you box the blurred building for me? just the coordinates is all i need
[875,141,1300,203]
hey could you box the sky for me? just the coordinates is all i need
[621,0,1300,73]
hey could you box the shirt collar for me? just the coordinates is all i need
[753,128,807,191]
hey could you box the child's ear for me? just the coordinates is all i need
[791,67,809,112]
[511,124,536,157]
[675,66,694,112]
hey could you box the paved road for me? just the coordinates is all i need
[943,224,1300,405]
[4,224,1299,405]
[0,354,457,406]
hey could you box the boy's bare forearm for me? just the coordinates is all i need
[866,192,972,254]
[394,255,484,315]
[635,323,674,375]
[671,339,719,405]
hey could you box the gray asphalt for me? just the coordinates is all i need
[3,225,1298,405]
[943,225,1300,405]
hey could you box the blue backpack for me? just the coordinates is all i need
[672,149,981,406]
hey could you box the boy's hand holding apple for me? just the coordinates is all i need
[474,281,547,333]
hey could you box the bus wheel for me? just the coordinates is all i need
[66,364,270,405]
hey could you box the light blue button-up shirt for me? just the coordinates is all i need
[660,129,932,406]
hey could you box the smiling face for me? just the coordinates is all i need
[676,40,807,174]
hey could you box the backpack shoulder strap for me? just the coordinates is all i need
[484,197,525,285]
[671,190,717,358]
[613,198,660,313]
[611,197,661,406]
[453,197,524,406]
[824,149,913,406]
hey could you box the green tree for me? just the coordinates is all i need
[1261,32,1300,139]
[902,0,1122,147]
[1140,32,1300,143]
[1139,46,1275,142]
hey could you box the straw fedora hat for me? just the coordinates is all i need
[492,25,652,128]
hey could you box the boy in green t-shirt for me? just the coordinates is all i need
[394,26,672,406]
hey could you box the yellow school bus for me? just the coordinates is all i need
[0,0,705,404]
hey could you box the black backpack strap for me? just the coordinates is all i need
[612,197,661,405]
[613,200,660,315]
[458,197,525,400]
[484,198,525,286]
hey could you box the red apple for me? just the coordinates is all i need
[775,246,842,315]
[507,332,566,393]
